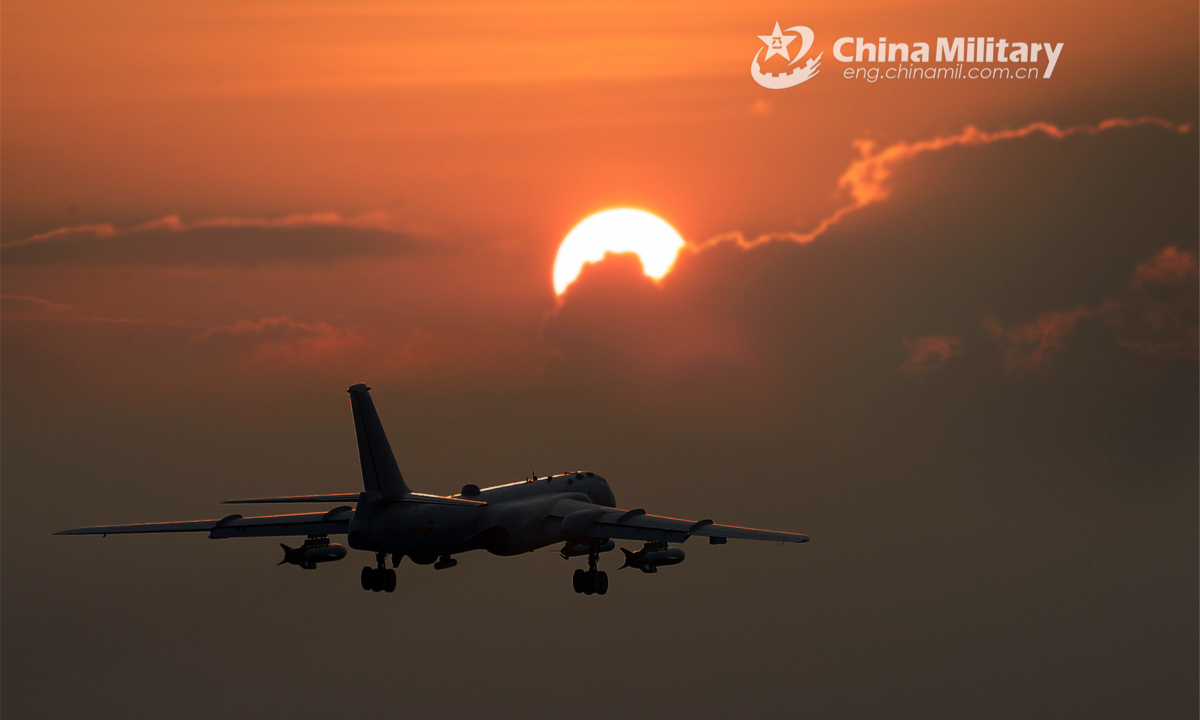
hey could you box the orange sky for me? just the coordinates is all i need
[2,0,1196,408]
[3,0,1195,236]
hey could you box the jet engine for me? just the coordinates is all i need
[619,541,685,573]
[279,536,347,569]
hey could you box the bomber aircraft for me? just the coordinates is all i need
[59,384,809,595]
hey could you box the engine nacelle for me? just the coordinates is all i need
[620,542,685,573]
[279,537,347,570]
[561,507,608,538]
[560,539,615,559]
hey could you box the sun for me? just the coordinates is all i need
[553,208,685,295]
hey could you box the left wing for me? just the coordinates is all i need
[55,507,354,539]
[573,507,809,545]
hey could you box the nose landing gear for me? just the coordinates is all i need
[361,552,397,593]
[572,546,609,595]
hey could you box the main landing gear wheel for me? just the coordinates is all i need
[360,568,398,590]
[573,570,608,595]
[361,563,397,593]
[573,546,610,595]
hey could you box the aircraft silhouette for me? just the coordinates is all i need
[58,384,809,595]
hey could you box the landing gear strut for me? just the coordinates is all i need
[361,551,397,593]
[572,547,608,595]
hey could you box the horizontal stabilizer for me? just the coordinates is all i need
[223,492,485,507]
[402,492,487,507]
[224,493,361,504]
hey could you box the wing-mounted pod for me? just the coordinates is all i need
[278,536,348,569]
[619,541,685,573]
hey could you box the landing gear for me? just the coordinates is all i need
[361,566,396,592]
[361,552,397,593]
[573,569,608,595]
[433,555,457,571]
[572,548,609,595]
[360,566,396,592]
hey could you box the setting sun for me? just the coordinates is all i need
[553,209,685,295]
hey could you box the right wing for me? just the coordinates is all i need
[55,507,355,539]
[578,508,809,544]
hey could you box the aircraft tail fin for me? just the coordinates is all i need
[347,384,410,497]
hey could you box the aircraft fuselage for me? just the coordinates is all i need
[347,472,616,564]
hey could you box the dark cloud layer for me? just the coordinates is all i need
[547,125,1198,400]
[1,214,424,267]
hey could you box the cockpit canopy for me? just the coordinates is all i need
[548,471,616,507]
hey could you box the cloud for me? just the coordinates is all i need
[1,293,73,315]
[901,335,961,373]
[698,116,1190,253]
[188,316,366,364]
[963,247,1199,372]
[984,307,1092,374]
[1102,246,1199,360]
[545,252,754,379]
[1132,246,1199,289]
[1,212,425,267]
[0,293,191,326]
[664,116,1192,380]
[546,117,1194,394]
[4,212,383,248]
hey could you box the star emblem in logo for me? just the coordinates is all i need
[750,23,822,89]
[757,22,797,61]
